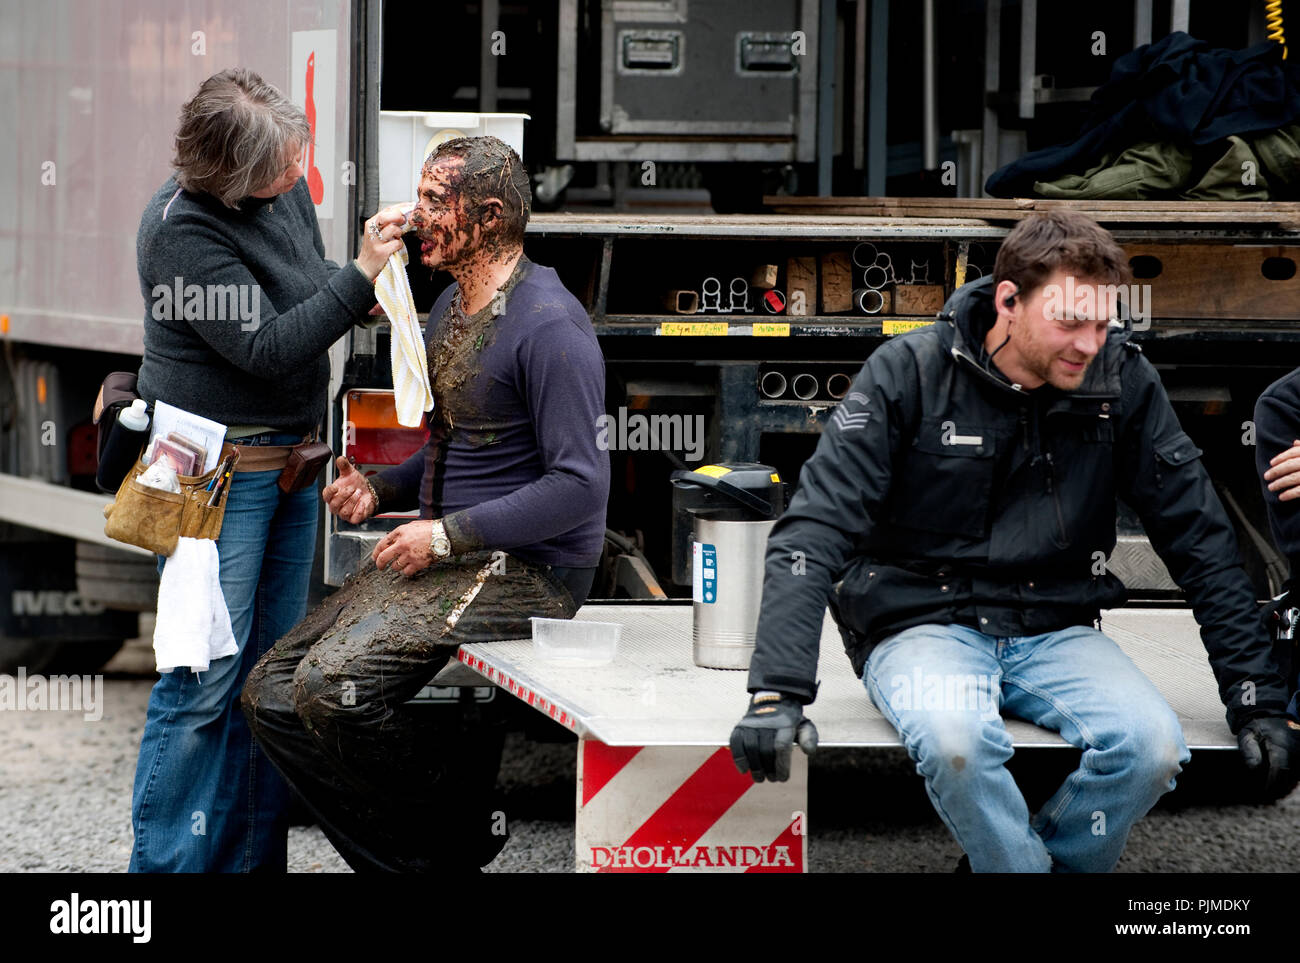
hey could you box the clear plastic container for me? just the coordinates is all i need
[531,617,622,666]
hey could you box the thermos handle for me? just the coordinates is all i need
[670,470,776,519]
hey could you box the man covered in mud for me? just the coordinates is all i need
[241,136,609,872]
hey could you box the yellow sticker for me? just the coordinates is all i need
[752,323,790,337]
[769,472,781,483]
[693,465,732,478]
[883,320,934,335]
[660,322,729,336]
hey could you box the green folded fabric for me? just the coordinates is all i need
[1034,140,1193,199]
[1249,123,1300,198]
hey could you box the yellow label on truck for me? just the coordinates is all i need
[659,322,729,336]
[883,320,935,335]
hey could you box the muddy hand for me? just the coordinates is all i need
[323,455,375,523]
[372,520,434,577]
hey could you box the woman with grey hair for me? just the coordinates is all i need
[128,67,406,873]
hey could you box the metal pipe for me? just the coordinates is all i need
[853,0,867,172]
[1171,0,1190,34]
[817,0,836,195]
[923,0,938,170]
[855,287,885,314]
[1133,0,1153,48]
[863,264,889,290]
[868,0,890,195]
[791,373,819,401]
[480,0,499,112]
[980,0,1001,196]
[759,371,788,399]
[827,373,852,399]
[1019,0,1037,120]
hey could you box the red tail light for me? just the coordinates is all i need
[342,389,428,471]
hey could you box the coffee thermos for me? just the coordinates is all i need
[670,464,786,670]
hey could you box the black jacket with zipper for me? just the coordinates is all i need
[747,275,1289,733]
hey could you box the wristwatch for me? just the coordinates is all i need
[429,519,453,560]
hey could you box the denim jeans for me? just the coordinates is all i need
[863,622,1191,872]
[129,433,318,872]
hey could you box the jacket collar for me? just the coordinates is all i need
[938,275,1124,407]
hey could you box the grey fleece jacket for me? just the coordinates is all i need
[135,174,376,433]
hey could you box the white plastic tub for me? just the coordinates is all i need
[378,110,530,208]
[531,617,622,667]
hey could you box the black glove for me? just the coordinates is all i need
[1237,715,1300,802]
[730,691,819,783]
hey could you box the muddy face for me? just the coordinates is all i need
[410,160,473,269]
[410,153,519,277]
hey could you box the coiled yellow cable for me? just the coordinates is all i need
[1267,0,1288,59]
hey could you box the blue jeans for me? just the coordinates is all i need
[130,433,318,872]
[863,622,1191,873]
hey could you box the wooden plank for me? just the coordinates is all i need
[765,195,1300,213]
[749,264,779,290]
[763,195,1300,228]
[892,285,946,314]
[765,205,1300,228]
[1124,243,1300,321]
[819,251,853,313]
[786,257,816,318]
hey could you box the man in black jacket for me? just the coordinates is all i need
[731,211,1299,872]
[1252,376,1300,725]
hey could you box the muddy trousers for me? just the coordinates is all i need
[241,563,593,872]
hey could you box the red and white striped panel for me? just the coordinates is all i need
[576,737,807,873]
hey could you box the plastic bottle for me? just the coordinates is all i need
[96,399,151,492]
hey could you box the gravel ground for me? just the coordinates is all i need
[1,635,1296,873]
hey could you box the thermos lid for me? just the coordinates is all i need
[670,462,785,520]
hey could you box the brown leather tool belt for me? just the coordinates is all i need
[232,444,296,472]
[231,434,313,473]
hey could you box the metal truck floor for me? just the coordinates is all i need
[455,604,1236,750]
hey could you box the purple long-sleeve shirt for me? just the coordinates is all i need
[370,258,610,568]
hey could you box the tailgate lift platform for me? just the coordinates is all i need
[455,603,1235,872]
[457,603,1236,750]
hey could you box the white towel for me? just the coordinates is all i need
[375,201,433,427]
[153,537,237,674]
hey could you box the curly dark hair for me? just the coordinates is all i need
[422,135,531,248]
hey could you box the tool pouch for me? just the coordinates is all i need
[103,442,241,556]
[278,440,333,493]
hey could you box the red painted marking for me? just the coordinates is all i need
[745,816,804,874]
[303,52,325,203]
[581,741,644,806]
[599,748,752,874]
